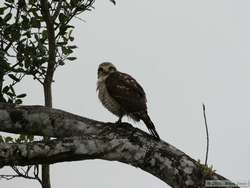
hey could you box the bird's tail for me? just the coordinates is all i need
[141,113,160,140]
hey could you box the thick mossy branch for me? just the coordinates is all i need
[0,103,238,188]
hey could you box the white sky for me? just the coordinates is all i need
[1,0,250,187]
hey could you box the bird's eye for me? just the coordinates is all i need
[109,66,116,72]
[98,67,104,73]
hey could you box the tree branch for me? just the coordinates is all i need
[0,165,42,185]
[0,103,239,188]
[40,0,56,186]
[40,0,55,107]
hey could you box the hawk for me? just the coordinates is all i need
[97,62,160,140]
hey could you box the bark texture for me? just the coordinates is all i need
[0,103,238,188]
[40,0,56,186]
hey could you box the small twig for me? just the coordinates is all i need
[34,165,42,185]
[202,103,209,166]
[40,0,56,105]
[0,165,42,184]
[74,16,86,22]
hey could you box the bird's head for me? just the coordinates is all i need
[98,62,117,79]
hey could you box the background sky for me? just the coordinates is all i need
[1,0,250,187]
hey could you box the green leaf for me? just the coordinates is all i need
[29,0,36,6]
[58,60,65,66]
[0,61,10,70]
[0,7,8,15]
[37,43,46,56]
[23,31,31,38]
[68,29,73,37]
[4,12,12,22]
[42,30,48,41]
[67,57,77,61]
[30,7,40,18]
[11,28,21,41]
[9,85,15,95]
[4,3,14,8]
[31,17,41,28]
[59,13,66,23]
[21,16,30,30]
[70,0,78,7]
[17,53,24,62]
[8,74,20,82]
[6,91,14,97]
[16,93,27,98]
[2,86,9,93]
[68,45,77,49]
[34,33,39,41]
[62,46,73,55]
[59,25,74,36]
[69,36,74,41]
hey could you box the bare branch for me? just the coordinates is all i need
[202,103,209,166]
[0,166,42,184]
[40,0,56,186]
[40,0,56,107]
[0,103,238,188]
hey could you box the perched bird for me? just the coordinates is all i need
[97,62,160,140]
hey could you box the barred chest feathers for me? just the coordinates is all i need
[97,78,122,117]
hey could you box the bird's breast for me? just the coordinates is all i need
[97,81,121,117]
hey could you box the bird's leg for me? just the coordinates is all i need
[116,116,123,124]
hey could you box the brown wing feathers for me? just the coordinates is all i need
[105,72,146,113]
[106,71,160,140]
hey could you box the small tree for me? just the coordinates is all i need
[0,0,114,187]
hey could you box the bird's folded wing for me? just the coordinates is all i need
[105,72,147,113]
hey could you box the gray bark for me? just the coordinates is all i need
[0,103,238,188]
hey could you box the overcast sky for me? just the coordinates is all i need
[1,0,250,187]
